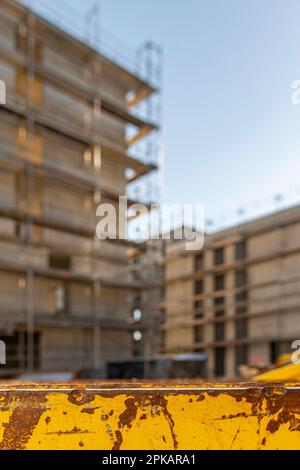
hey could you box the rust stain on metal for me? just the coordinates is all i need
[264,389,300,434]
[46,426,90,436]
[118,398,138,429]
[216,412,252,420]
[196,394,205,402]
[81,406,100,415]
[0,392,48,450]
[68,389,95,406]
[0,393,12,413]
[116,393,178,450]
[205,385,300,437]
[112,429,123,450]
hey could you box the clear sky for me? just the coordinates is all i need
[35,0,300,227]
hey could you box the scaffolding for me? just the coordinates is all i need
[159,202,300,379]
[0,0,162,375]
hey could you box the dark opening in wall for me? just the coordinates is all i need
[194,325,204,343]
[49,254,71,270]
[235,240,247,260]
[214,347,226,377]
[194,254,203,271]
[214,247,224,266]
[270,341,280,363]
[235,318,248,339]
[235,269,247,288]
[194,300,203,318]
[235,345,248,374]
[214,296,225,317]
[214,322,225,341]
[214,274,224,291]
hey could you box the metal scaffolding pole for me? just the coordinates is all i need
[25,0,36,372]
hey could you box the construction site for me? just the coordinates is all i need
[162,204,300,378]
[0,0,300,454]
[0,0,163,377]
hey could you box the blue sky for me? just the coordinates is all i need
[36,0,300,226]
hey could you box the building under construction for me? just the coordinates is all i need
[162,204,300,378]
[0,0,161,376]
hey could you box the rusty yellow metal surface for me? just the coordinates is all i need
[0,382,300,449]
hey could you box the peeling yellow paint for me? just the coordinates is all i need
[0,383,299,449]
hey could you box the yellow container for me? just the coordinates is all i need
[0,382,299,449]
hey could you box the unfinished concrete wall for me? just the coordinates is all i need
[41,328,93,371]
